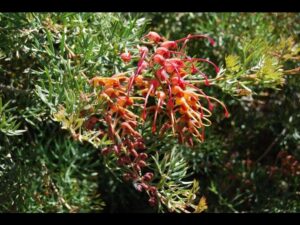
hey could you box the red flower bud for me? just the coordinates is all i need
[160,41,177,49]
[134,142,146,150]
[135,184,143,192]
[139,46,149,56]
[157,91,166,101]
[143,172,154,182]
[171,85,184,97]
[113,145,120,155]
[148,197,157,207]
[156,68,168,81]
[151,79,160,89]
[153,54,165,65]
[164,61,175,73]
[141,182,149,190]
[136,60,149,75]
[146,31,161,43]
[130,148,139,158]
[139,153,148,160]
[149,186,157,195]
[120,52,131,63]
[168,58,185,67]
[138,160,147,168]
[155,47,170,58]
[134,164,141,172]
[139,61,148,74]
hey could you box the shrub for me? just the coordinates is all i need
[1,12,299,212]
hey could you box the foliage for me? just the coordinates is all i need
[145,12,300,212]
[0,97,26,136]
[0,12,145,212]
[1,12,300,213]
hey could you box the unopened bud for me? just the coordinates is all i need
[143,172,154,182]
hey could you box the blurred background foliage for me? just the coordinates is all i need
[0,12,300,212]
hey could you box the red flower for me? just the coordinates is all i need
[145,31,162,43]
[120,52,131,63]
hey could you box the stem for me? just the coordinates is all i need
[256,128,287,163]
[284,66,300,75]
[175,34,215,47]
[187,78,216,84]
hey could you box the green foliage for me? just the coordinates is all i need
[0,97,26,136]
[0,128,105,212]
[216,37,287,97]
[0,13,147,212]
[150,146,200,213]
[1,12,300,213]
[52,106,112,148]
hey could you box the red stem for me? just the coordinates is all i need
[175,34,216,47]
[127,51,147,97]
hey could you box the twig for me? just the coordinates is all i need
[49,179,74,211]
[42,163,76,212]
[256,128,286,163]
[284,67,300,75]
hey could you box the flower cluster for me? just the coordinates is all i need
[84,31,229,206]
[127,32,228,145]
[88,74,158,204]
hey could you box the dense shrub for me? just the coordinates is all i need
[0,12,299,212]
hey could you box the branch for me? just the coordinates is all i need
[42,163,77,212]
[284,66,300,75]
[256,128,286,163]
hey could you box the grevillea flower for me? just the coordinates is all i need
[83,32,229,207]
